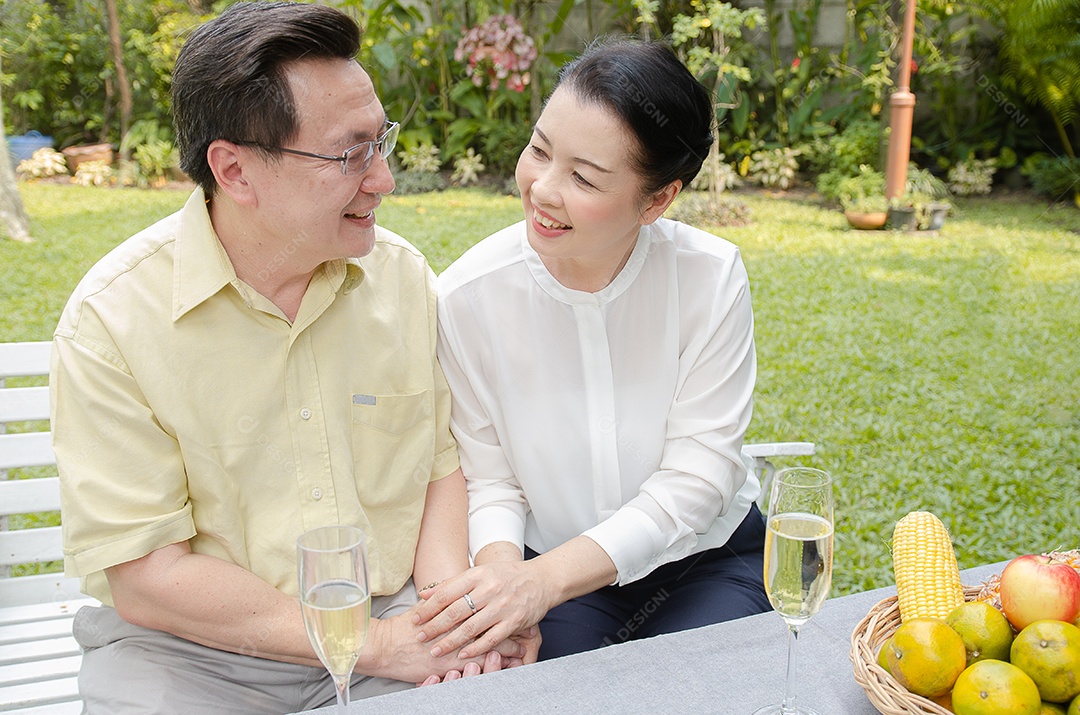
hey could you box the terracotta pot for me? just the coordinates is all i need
[61,143,114,172]
[845,211,888,230]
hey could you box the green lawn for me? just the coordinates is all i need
[3,182,1078,595]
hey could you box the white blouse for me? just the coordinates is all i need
[436,218,759,585]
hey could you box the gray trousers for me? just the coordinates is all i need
[74,583,417,714]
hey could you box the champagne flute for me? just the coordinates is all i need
[752,467,834,715]
[297,526,370,714]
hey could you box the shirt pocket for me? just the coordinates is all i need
[350,390,433,509]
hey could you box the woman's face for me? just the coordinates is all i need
[515,87,674,287]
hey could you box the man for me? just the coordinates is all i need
[51,3,519,712]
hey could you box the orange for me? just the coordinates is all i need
[877,636,893,672]
[887,618,967,698]
[1040,703,1069,715]
[930,689,955,712]
[1069,693,1080,715]
[946,601,1015,665]
[952,660,1041,715]
[1010,620,1080,703]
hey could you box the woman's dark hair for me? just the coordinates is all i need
[554,39,713,195]
[172,2,361,196]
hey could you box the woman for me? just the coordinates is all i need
[415,39,770,663]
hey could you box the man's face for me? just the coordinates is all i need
[244,58,395,274]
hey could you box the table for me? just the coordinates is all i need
[293,561,1006,715]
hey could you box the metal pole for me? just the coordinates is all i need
[885,0,917,200]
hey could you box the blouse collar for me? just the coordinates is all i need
[522,224,653,305]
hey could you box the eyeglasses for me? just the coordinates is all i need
[239,121,399,176]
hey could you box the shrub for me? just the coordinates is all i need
[749,147,800,190]
[133,139,178,187]
[398,144,442,174]
[479,122,531,177]
[451,149,485,186]
[393,170,448,195]
[803,119,885,178]
[1025,156,1080,202]
[16,148,67,179]
[947,158,997,196]
[691,154,741,193]
[906,165,950,201]
[835,165,887,213]
[666,191,752,227]
[71,160,113,187]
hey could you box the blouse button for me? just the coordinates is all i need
[300,408,312,420]
[311,487,322,500]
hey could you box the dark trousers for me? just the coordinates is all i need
[527,504,771,661]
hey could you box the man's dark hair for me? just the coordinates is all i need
[555,39,713,195]
[172,2,361,196]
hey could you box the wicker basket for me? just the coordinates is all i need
[849,585,983,715]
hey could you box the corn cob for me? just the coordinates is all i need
[892,511,965,622]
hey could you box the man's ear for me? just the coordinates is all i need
[640,180,682,225]
[207,140,257,206]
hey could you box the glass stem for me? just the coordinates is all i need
[781,624,800,714]
[334,674,351,714]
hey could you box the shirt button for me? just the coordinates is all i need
[300,408,312,420]
[311,488,322,500]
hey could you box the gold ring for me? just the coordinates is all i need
[462,593,477,613]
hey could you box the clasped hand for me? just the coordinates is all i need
[411,561,549,663]
[368,600,525,685]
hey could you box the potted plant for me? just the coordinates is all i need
[907,164,950,230]
[837,166,888,230]
[842,195,889,229]
[887,194,922,231]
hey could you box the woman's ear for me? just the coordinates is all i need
[207,140,257,206]
[640,180,683,225]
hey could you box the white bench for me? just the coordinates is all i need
[743,440,817,509]
[0,340,813,713]
[1,341,95,715]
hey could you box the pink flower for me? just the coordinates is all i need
[792,57,801,68]
[454,15,537,91]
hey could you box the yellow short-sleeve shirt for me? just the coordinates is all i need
[52,189,459,604]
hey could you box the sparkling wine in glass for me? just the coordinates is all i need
[297,526,370,714]
[752,467,834,715]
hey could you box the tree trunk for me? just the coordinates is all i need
[104,0,133,163]
[0,56,32,243]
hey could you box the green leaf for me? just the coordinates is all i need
[371,43,396,71]
[732,92,751,135]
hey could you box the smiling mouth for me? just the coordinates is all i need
[345,211,372,220]
[534,210,571,230]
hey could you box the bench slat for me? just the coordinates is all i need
[2,701,82,715]
[0,637,80,668]
[0,343,51,381]
[0,676,80,711]
[0,434,54,471]
[0,620,75,648]
[0,528,63,569]
[0,601,92,629]
[0,388,50,424]
[0,656,81,689]
[1,704,81,712]
[0,478,60,518]
[0,575,84,609]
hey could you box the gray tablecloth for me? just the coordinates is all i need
[293,561,1006,714]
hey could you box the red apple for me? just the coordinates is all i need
[998,554,1080,630]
